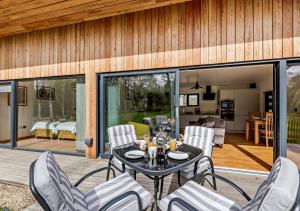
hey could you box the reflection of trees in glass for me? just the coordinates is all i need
[287,66,300,113]
[124,74,174,112]
[33,79,76,119]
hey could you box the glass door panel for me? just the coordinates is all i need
[16,77,86,155]
[0,82,12,146]
[287,63,300,168]
[102,72,177,155]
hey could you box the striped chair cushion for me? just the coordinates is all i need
[107,125,137,152]
[159,180,242,211]
[184,126,214,157]
[180,157,211,179]
[85,172,153,211]
[34,152,88,211]
[243,157,299,211]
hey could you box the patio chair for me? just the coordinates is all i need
[107,124,138,179]
[156,115,168,128]
[159,156,300,211]
[177,126,216,189]
[29,151,153,211]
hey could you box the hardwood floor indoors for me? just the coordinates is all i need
[16,138,84,154]
[212,133,273,172]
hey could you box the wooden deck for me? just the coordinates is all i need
[16,138,83,154]
[212,133,273,172]
[15,133,275,172]
[0,148,267,210]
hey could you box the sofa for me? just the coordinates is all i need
[193,116,226,147]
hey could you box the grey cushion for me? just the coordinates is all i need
[243,157,299,211]
[34,152,88,211]
[34,152,152,211]
[182,126,214,178]
[206,117,225,128]
[159,180,241,211]
[180,157,211,179]
[85,172,152,211]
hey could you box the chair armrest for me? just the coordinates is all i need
[203,173,252,201]
[74,167,116,187]
[99,191,143,211]
[167,197,198,211]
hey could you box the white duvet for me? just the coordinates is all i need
[31,121,61,133]
[53,122,76,135]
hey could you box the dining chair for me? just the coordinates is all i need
[247,112,262,139]
[177,126,216,189]
[259,112,273,147]
[107,124,138,179]
[29,151,153,211]
[159,156,300,211]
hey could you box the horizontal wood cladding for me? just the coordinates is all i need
[0,0,299,81]
[0,0,190,37]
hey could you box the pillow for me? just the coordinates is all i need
[202,120,215,128]
[197,117,206,125]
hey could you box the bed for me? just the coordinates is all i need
[31,121,61,139]
[54,122,77,141]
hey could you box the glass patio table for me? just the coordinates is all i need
[112,143,203,211]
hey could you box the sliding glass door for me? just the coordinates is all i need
[0,82,15,147]
[99,70,179,156]
[286,62,300,168]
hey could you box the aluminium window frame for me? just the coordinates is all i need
[97,68,180,158]
[0,75,86,157]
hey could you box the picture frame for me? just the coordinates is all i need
[8,86,27,106]
[187,94,199,106]
[36,86,55,100]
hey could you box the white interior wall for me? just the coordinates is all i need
[179,64,273,114]
[17,82,34,138]
[256,75,273,112]
[179,86,219,114]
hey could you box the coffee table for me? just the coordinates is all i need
[112,143,203,211]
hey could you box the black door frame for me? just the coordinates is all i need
[97,68,180,158]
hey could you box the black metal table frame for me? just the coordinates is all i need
[112,144,204,211]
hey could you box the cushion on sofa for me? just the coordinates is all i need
[202,121,215,128]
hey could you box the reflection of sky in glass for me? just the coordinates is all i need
[126,73,174,89]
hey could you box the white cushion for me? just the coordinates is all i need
[85,172,152,211]
[259,157,299,211]
[159,180,241,211]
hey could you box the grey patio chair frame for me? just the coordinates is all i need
[29,160,143,211]
[168,172,300,211]
[106,154,137,180]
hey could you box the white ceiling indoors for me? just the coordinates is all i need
[180,64,273,88]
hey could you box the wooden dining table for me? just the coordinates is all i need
[245,118,266,145]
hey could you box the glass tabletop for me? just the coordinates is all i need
[112,143,203,177]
